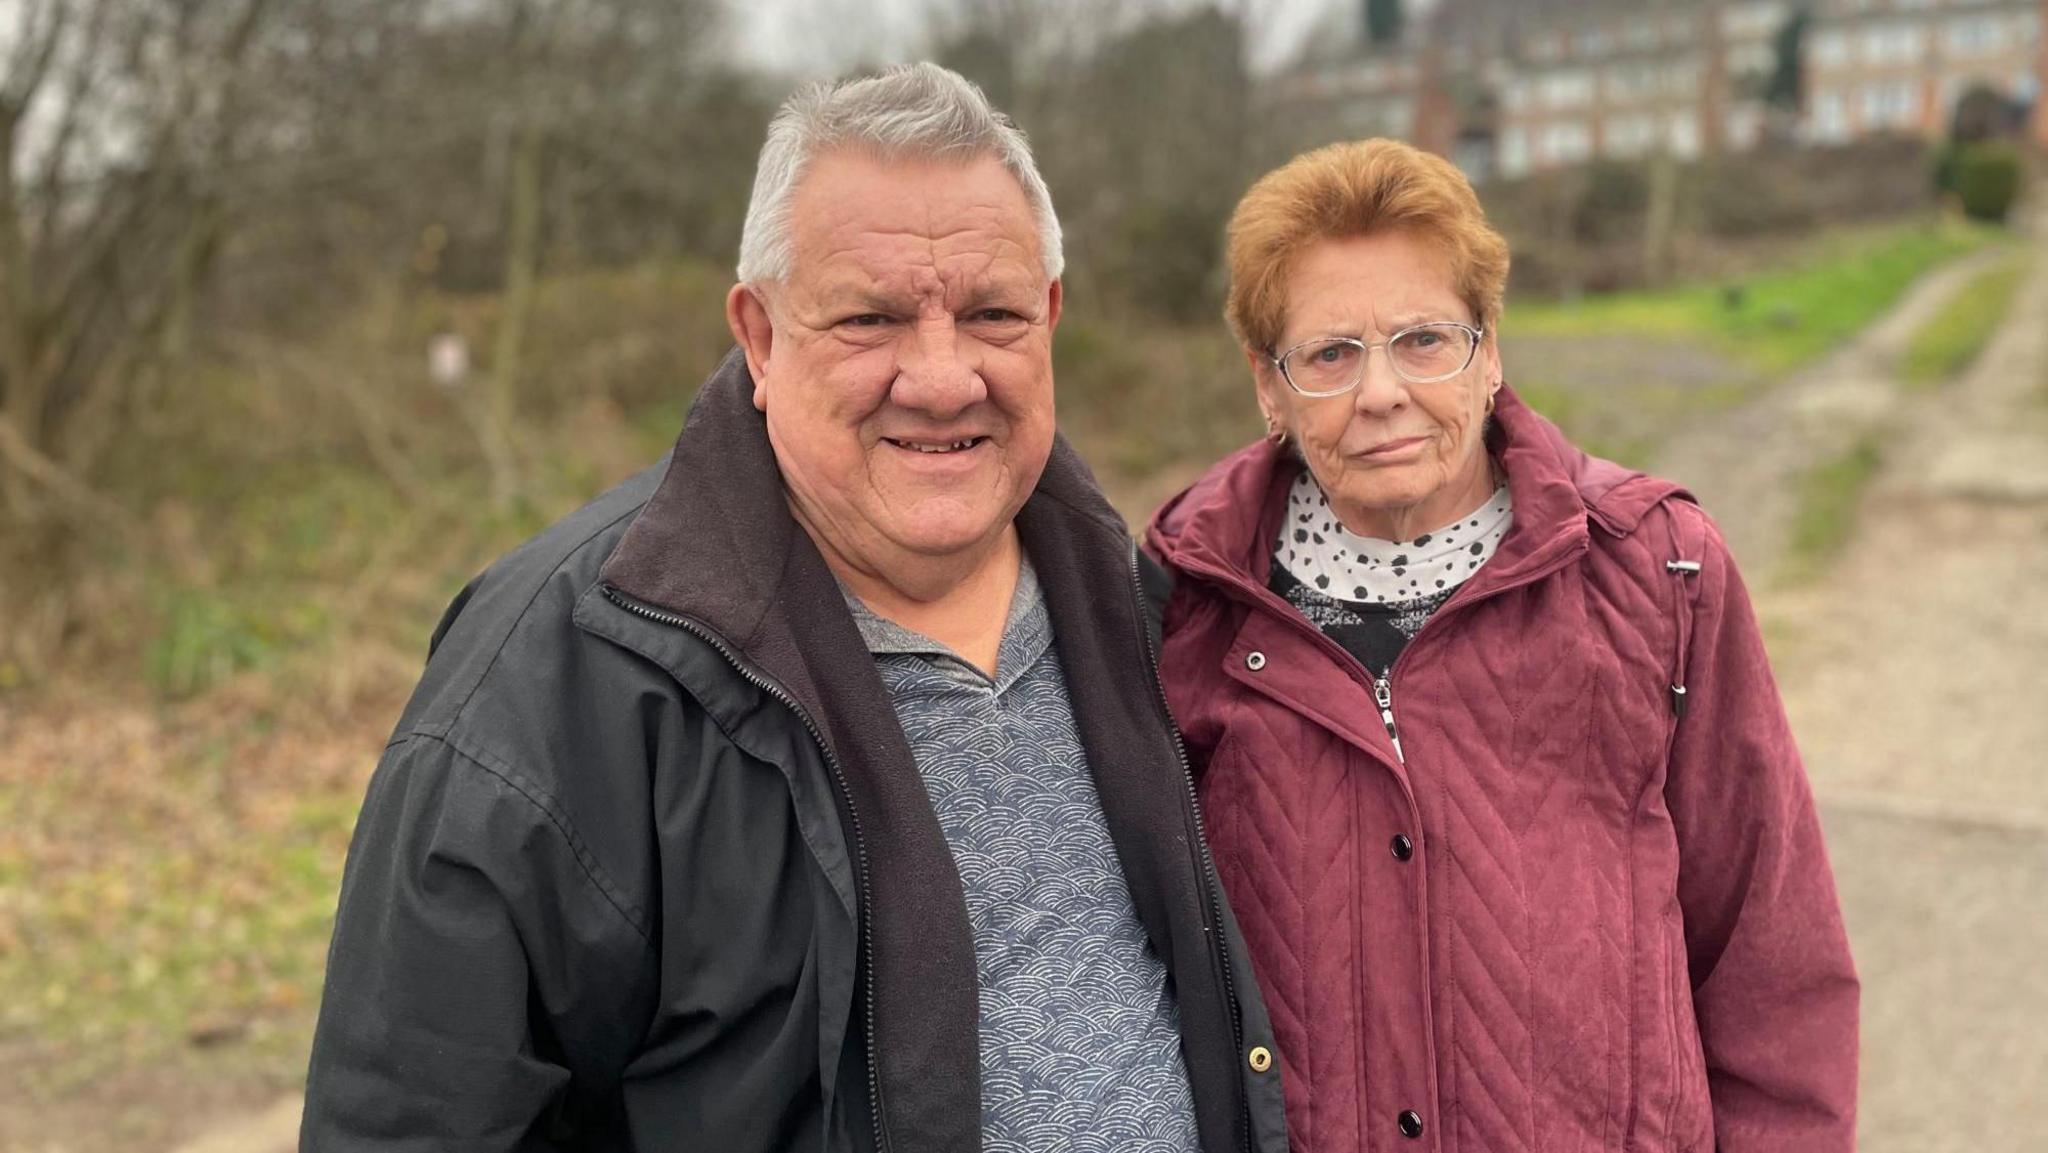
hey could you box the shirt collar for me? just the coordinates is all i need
[841,555,1053,693]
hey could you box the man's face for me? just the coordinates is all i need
[729,150,1061,583]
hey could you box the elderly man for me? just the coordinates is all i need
[301,64,1285,1153]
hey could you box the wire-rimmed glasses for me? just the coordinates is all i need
[1267,321,1484,398]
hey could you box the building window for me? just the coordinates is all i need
[1811,30,1852,68]
[1668,112,1702,158]
[1723,2,1791,41]
[1624,17,1660,51]
[1938,75,1965,116]
[1382,98,1415,136]
[1541,69,1596,108]
[1863,22,1927,65]
[1540,120,1594,165]
[1726,104,1766,149]
[1810,89,1853,142]
[1860,79,1920,128]
[1499,127,1531,177]
[1730,42,1776,79]
[1604,114,1659,157]
[1943,16,2002,58]
[1606,63,1658,99]
[1664,59,1704,98]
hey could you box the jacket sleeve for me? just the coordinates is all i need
[1662,511,1859,1152]
[302,732,649,1152]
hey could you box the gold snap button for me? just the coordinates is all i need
[1247,1045,1273,1073]
[1245,651,1267,672]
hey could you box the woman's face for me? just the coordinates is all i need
[1253,230,1500,541]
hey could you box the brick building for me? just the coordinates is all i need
[1261,0,2048,180]
[1802,0,2042,145]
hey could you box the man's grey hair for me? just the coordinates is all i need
[736,62,1065,285]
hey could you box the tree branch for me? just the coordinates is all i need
[1,0,71,124]
[30,0,114,259]
[0,409,137,535]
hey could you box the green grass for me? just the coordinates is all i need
[1509,219,2000,376]
[1786,436,1886,580]
[1900,254,2029,389]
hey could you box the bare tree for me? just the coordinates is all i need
[0,0,276,528]
[931,0,1254,322]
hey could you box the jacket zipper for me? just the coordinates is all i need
[1129,545,1252,1153]
[600,585,890,1153]
[1372,673,1405,764]
[1177,533,1588,772]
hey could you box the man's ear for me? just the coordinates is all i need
[726,284,775,412]
[1045,278,1063,332]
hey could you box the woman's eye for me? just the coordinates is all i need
[1410,332,1442,348]
[1316,346,1344,363]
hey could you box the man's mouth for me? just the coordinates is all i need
[885,436,988,454]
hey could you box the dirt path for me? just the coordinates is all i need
[1666,200,2048,1151]
[1763,207,2048,1151]
[1652,244,2016,577]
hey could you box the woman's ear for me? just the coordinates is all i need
[1247,346,1287,437]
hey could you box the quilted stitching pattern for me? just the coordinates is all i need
[1156,403,1857,1153]
[1172,524,1706,1153]
[1204,702,1363,1153]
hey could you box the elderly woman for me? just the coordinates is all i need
[1144,139,1858,1152]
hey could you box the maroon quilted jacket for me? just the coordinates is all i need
[1145,388,1858,1153]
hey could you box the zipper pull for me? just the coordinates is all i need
[1374,674,1406,764]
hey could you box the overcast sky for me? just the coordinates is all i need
[728,0,1345,78]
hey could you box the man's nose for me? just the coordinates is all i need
[893,313,987,417]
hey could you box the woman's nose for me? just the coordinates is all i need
[1352,349,1407,415]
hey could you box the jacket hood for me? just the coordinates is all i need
[1146,384,1691,588]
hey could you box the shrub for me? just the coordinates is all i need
[1952,143,2024,224]
[147,590,273,699]
[1931,141,1962,198]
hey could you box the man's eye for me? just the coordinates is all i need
[840,313,891,328]
[971,308,1022,323]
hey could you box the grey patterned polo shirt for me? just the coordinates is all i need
[843,558,1201,1153]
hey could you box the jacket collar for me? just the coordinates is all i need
[1146,384,1689,593]
[601,349,1131,652]
[597,348,1247,1153]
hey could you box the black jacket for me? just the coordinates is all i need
[302,351,1288,1152]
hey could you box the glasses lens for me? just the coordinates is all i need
[1390,325,1474,381]
[1282,338,1363,394]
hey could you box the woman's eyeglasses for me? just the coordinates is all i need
[1267,321,1483,397]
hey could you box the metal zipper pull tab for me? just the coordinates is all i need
[1374,673,1406,764]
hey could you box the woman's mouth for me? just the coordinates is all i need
[1359,436,1428,459]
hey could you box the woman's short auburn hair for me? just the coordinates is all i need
[1224,138,1510,354]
